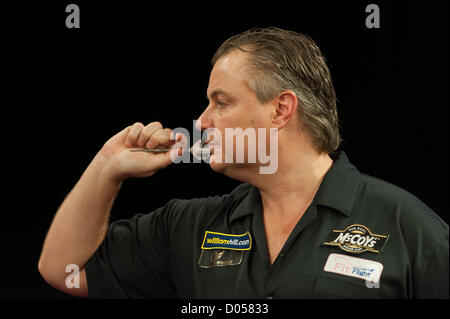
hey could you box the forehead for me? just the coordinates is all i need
[207,49,250,97]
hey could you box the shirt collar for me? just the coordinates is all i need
[230,185,262,223]
[313,151,360,216]
[230,151,360,222]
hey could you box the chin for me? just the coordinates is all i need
[209,157,252,183]
[209,156,226,173]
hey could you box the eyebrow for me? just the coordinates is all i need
[206,89,233,101]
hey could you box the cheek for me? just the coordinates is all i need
[212,104,270,149]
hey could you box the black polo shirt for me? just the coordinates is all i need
[85,151,449,298]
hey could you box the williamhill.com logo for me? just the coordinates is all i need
[323,224,389,254]
[206,238,248,246]
[201,231,252,251]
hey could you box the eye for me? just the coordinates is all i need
[217,101,228,108]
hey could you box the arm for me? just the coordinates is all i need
[38,122,182,296]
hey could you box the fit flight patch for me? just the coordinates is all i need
[201,231,252,250]
[324,253,384,283]
[322,224,389,254]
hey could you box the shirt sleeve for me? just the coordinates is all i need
[84,200,178,298]
[404,201,449,298]
[412,242,449,298]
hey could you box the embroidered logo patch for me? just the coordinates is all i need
[324,253,384,283]
[201,231,252,251]
[323,224,388,254]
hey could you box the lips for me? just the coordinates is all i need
[206,142,220,155]
[191,140,212,160]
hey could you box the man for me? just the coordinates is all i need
[38,27,448,298]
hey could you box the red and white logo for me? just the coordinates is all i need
[323,253,383,283]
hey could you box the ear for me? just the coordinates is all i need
[271,90,298,129]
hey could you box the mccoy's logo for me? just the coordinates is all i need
[323,224,389,254]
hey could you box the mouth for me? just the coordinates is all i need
[205,141,220,155]
[190,140,213,160]
[200,139,208,148]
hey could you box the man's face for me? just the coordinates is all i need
[196,49,274,175]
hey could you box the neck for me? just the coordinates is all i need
[249,139,333,219]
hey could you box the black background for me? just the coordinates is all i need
[1,0,448,299]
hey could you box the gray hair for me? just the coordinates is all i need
[212,27,341,153]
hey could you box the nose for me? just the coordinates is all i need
[195,104,213,131]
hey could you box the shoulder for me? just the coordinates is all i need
[357,173,448,248]
[359,174,426,208]
[358,173,442,222]
[164,183,252,215]
[161,183,253,230]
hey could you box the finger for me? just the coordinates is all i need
[113,125,131,143]
[137,121,163,147]
[126,122,144,147]
[175,132,185,143]
[144,151,174,172]
[146,128,173,148]
[167,133,188,161]
[173,132,188,152]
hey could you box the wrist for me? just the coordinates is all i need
[92,152,125,186]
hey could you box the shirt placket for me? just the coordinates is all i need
[256,203,319,298]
